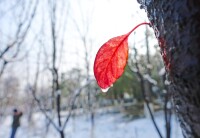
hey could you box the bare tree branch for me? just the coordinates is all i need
[0,0,38,59]
[0,60,7,78]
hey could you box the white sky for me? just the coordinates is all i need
[62,0,156,73]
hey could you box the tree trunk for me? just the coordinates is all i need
[140,0,200,137]
[59,130,65,138]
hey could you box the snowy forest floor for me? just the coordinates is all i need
[0,109,183,138]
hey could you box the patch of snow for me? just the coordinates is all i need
[164,80,171,85]
[0,111,183,138]
[159,67,165,76]
[143,74,157,85]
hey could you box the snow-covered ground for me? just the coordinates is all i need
[0,111,183,138]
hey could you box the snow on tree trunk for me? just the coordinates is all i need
[138,0,200,137]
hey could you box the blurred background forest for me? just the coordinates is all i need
[0,0,183,138]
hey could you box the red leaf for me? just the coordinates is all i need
[94,22,150,90]
[94,34,129,89]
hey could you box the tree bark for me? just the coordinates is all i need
[140,0,200,137]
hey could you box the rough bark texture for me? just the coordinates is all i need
[138,0,200,137]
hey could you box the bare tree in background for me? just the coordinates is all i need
[69,0,96,128]
[0,0,38,78]
[129,40,163,138]
[144,25,153,101]
[128,32,172,138]
[23,0,94,137]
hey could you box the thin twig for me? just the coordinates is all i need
[61,79,93,130]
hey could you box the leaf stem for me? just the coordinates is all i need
[128,22,151,36]
[120,22,151,48]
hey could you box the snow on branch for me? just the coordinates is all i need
[143,74,157,85]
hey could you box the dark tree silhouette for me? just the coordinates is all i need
[139,0,200,137]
